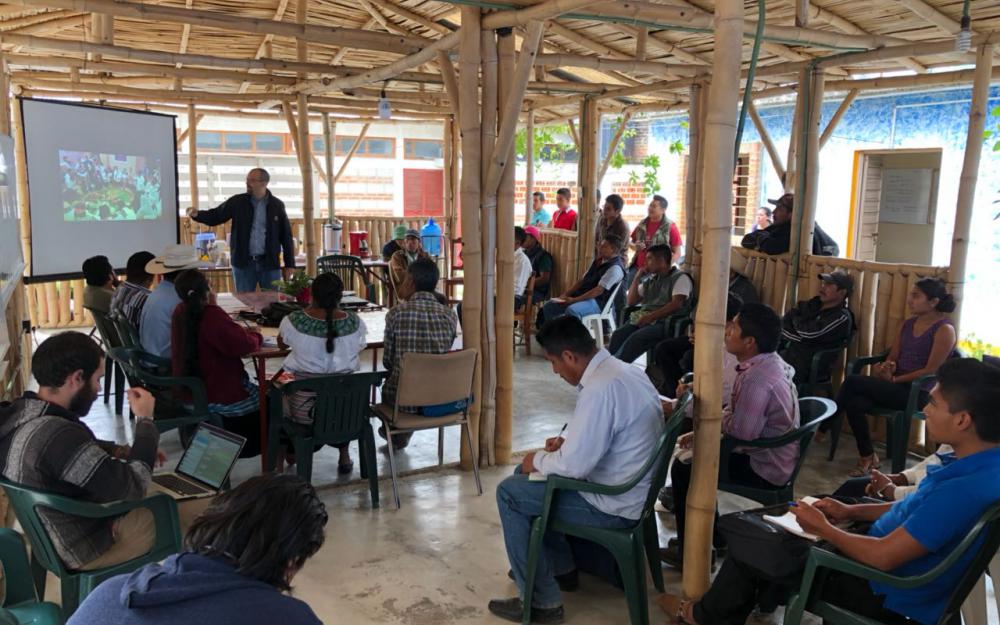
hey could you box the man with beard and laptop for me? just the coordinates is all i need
[0,332,213,571]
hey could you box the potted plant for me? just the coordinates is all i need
[272,271,313,305]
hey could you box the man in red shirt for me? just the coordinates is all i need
[551,187,577,231]
[629,194,682,288]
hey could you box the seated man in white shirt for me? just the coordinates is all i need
[513,226,534,311]
[489,316,664,624]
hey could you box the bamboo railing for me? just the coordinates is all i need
[536,227,580,296]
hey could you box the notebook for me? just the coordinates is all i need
[762,496,822,541]
[151,423,245,500]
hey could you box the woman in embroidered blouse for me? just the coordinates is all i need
[278,273,367,474]
[835,277,957,477]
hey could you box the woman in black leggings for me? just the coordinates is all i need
[835,278,956,477]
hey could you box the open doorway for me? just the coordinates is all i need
[847,148,942,264]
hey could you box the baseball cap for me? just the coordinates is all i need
[819,270,854,296]
[404,229,420,240]
[393,225,408,240]
[523,226,541,241]
[767,193,794,209]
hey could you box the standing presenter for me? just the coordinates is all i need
[187,168,296,292]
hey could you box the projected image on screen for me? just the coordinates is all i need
[60,150,162,222]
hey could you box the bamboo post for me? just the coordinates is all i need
[689,82,709,280]
[567,117,581,151]
[747,100,786,182]
[479,25,498,466]
[684,81,701,275]
[187,103,198,210]
[0,57,10,136]
[789,66,824,303]
[784,71,807,193]
[443,116,454,255]
[323,112,334,223]
[574,97,598,277]
[819,88,858,149]
[458,7,483,471]
[13,98,31,271]
[947,43,992,335]
[683,0,743,600]
[525,108,534,224]
[297,92,316,274]
[495,27,516,465]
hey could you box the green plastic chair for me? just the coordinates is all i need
[0,479,181,619]
[718,397,837,506]
[316,255,376,302]
[0,528,62,625]
[784,501,1000,625]
[266,371,387,508]
[783,334,852,461]
[828,352,935,472]
[84,306,127,417]
[110,313,141,351]
[520,392,693,625]
[109,347,222,435]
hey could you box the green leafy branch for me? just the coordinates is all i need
[515,124,574,171]
[628,155,662,196]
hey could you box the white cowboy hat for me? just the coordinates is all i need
[145,244,203,274]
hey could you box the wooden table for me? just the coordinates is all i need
[243,308,387,472]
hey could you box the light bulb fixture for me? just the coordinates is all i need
[955,0,972,53]
[377,84,392,120]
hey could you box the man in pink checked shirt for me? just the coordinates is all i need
[660,302,799,569]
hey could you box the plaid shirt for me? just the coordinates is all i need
[110,280,151,331]
[723,352,800,486]
[382,291,458,408]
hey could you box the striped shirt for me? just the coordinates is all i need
[110,280,151,331]
[382,291,457,408]
[724,351,800,486]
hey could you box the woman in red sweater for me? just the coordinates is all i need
[171,269,263,457]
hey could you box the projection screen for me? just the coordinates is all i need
[20,98,179,278]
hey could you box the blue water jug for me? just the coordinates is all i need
[420,218,442,256]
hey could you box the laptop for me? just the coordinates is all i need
[151,423,246,500]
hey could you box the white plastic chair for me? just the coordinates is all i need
[581,282,622,346]
[960,552,999,625]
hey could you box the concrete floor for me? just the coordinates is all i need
[32,330,998,624]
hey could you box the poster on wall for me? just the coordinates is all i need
[879,168,934,225]
[0,134,23,310]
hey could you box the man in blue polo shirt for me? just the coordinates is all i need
[663,357,1000,625]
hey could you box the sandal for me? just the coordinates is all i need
[657,595,699,625]
[848,453,880,477]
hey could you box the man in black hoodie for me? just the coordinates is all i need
[780,270,855,386]
[741,193,839,256]
[0,332,204,570]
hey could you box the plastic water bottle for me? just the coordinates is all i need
[421,218,442,257]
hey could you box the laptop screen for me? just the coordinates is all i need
[176,424,245,489]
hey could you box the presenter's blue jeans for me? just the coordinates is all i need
[540,298,600,323]
[496,467,632,608]
[233,259,281,293]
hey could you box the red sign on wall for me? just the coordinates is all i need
[403,169,444,217]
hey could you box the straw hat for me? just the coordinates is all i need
[145,244,203,274]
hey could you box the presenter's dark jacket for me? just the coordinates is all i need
[191,191,296,271]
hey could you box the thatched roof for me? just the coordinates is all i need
[1,0,998,122]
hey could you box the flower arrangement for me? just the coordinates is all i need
[272,271,313,305]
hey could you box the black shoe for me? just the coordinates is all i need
[659,543,717,571]
[487,598,564,624]
[506,568,579,592]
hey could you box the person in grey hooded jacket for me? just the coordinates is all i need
[68,474,327,625]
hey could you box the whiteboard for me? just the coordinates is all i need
[879,168,933,225]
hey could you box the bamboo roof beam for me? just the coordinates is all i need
[819,88,858,148]
[0,9,70,32]
[363,0,452,36]
[176,113,202,144]
[635,27,647,60]
[896,0,967,36]
[795,0,808,27]
[480,0,606,29]
[567,117,580,150]
[4,0,429,54]
[334,123,371,182]
[796,1,927,73]
[436,50,460,116]
[5,56,300,85]
[644,28,712,66]
[534,26,642,86]
[0,33,445,84]
[533,52,702,78]
[596,110,631,185]
[358,0,412,38]
[6,11,85,36]
[330,17,378,65]
[746,100,786,182]
[239,0,291,94]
